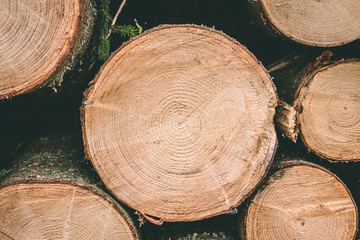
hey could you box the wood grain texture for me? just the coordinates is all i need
[0,183,138,240]
[0,111,139,240]
[0,0,94,99]
[249,0,360,47]
[243,160,358,240]
[82,24,278,222]
[296,61,360,161]
[275,100,298,142]
[272,54,360,162]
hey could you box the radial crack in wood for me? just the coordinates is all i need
[0,183,138,240]
[272,56,360,162]
[0,112,139,240]
[242,160,358,240]
[296,60,360,161]
[82,24,278,222]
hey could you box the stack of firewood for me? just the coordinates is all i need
[0,0,359,239]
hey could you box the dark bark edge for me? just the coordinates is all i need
[240,158,359,240]
[81,24,279,222]
[0,0,96,100]
[0,180,140,239]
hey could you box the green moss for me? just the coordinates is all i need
[0,169,10,179]
[176,232,230,240]
[48,0,96,92]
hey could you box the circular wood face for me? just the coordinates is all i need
[246,164,358,240]
[83,25,278,221]
[259,0,360,46]
[0,0,81,98]
[298,61,360,161]
[0,183,138,240]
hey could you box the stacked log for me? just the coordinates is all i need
[0,0,359,238]
[82,24,278,222]
[240,159,358,240]
[0,0,94,99]
[247,0,360,47]
[0,114,139,239]
[272,52,360,161]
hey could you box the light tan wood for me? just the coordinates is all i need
[297,61,360,161]
[0,0,84,98]
[0,183,138,240]
[275,100,298,142]
[259,0,360,46]
[83,25,278,222]
[245,162,358,240]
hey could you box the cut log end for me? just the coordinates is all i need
[0,0,93,99]
[83,25,278,222]
[244,161,358,240]
[297,60,360,161]
[0,183,138,240]
[258,0,360,46]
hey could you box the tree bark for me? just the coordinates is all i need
[0,0,95,99]
[151,228,236,240]
[0,112,140,240]
[240,157,358,240]
[247,0,360,47]
[82,24,278,222]
[143,214,239,240]
[161,232,234,240]
[272,52,360,162]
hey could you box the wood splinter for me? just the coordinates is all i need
[273,53,360,162]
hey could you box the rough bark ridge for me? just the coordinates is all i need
[240,158,358,240]
[247,0,360,47]
[272,52,360,162]
[0,0,95,99]
[0,112,139,240]
[82,24,278,222]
